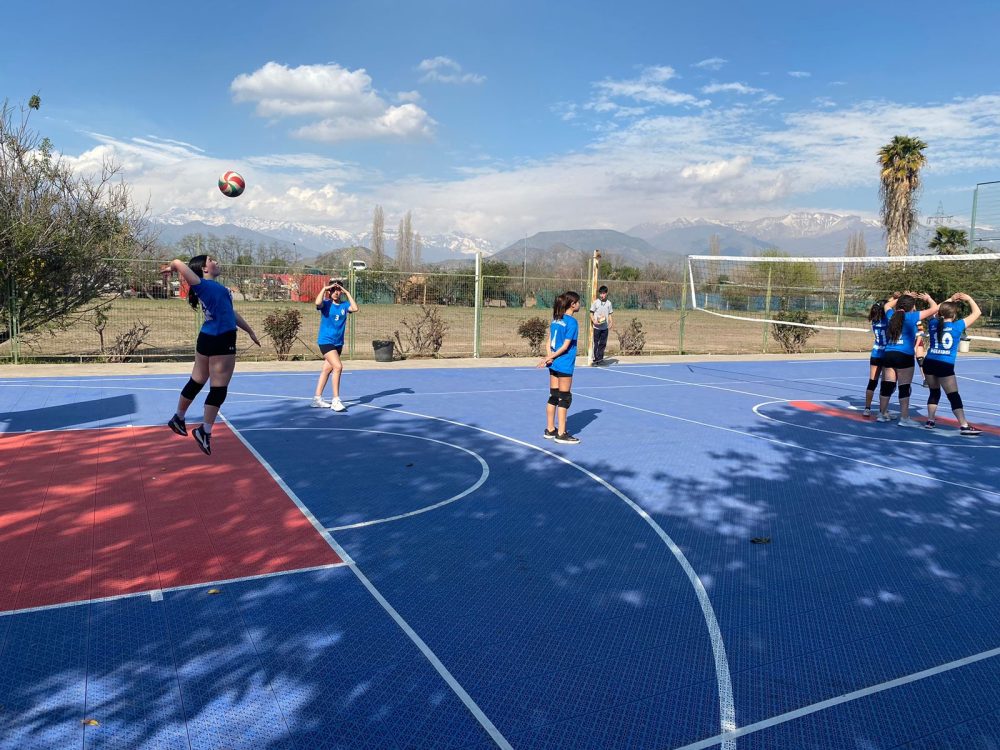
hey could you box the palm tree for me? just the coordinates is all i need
[878,136,927,256]
[928,226,968,255]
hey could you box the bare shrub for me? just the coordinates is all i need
[263,308,302,360]
[106,320,151,363]
[394,305,448,358]
[771,310,818,353]
[615,317,646,355]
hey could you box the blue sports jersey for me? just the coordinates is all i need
[195,278,237,335]
[884,309,921,355]
[925,318,966,365]
[870,317,889,358]
[318,299,352,345]
[549,314,579,374]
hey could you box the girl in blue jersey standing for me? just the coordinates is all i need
[863,293,899,417]
[877,291,938,426]
[311,279,359,411]
[165,256,261,455]
[539,291,581,445]
[923,293,981,436]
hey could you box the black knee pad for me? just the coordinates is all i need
[205,386,228,408]
[867,378,879,393]
[927,387,941,405]
[557,391,572,410]
[946,391,964,411]
[548,388,560,406]
[880,381,897,398]
[898,384,912,400]
[181,378,205,400]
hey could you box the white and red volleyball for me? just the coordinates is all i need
[218,170,245,198]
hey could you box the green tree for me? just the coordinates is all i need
[1,97,150,347]
[751,249,821,311]
[878,136,927,256]
[928,226,968,255]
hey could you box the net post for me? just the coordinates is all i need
[836,263,846,352]
[969,184,979,249]
[347,262,356,360]
[587,250,600,365]
[761,267,773,353]
[679,259,690,354]
[473,252,482,358]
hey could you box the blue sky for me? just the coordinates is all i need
[4,0,1000,244]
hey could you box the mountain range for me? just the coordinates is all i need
[150,210,944,267]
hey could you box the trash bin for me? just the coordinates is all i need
[372,340,394,362]
[959,335,971,353]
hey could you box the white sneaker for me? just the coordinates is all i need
[862,408,871,417]
[330,398,347,412]
[875,412,892,423]
[897,417,919,428]
[311,396,331,408]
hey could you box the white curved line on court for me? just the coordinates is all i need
[236,427,490,531]
[356,401,738,748]
[751,399,1000,450]
[959,374,1000,387]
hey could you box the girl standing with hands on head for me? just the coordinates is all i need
[539,291,581,445]
[922,293,981,436]
[165,255,260,455]
[863,293,898,417]
[877,291,938,426]
[311,279,359,411]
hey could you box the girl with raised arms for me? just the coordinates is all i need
[877,291,938,426]
[922,293,981,436]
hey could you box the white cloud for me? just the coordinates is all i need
[230,61,434,142]
[681,155,753,183]
[590,65,709,112]
[701,82,764,95]
[693,57,727,70]
[417,56,486,85]
[788,71,811,78]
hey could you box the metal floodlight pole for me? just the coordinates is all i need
[348,262,356,360]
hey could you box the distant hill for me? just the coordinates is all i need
[493,229,658,266]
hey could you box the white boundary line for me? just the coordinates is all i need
[0,562,347,618]
[220,415,514,750]
[235,427,490,531]
[959,375,1000,387]
[574,393,1000,499]
[355,402,738,748]
[670,643,1000,750]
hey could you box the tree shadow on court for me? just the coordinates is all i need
[0,394,136,432]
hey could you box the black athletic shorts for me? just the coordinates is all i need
[196,330,237,357]
[548,367,572,379]
[882,350,915,370]
[319,343,343,355]
[869,356,884,368]
[922,358,955,378]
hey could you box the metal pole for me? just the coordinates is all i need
[473,252,482,358]
[587,251,600,365]
[678,275,688,355]
[348,264,356,360]
[762,268,773,353]
[969,184,979,250]
[835,263,846,352]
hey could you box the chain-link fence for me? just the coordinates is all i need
[3,256,998,364]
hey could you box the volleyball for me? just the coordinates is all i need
[218,171,245,198]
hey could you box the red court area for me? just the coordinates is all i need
[0,425,342,614]
[791,400,1000,435]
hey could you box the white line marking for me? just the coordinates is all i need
[356,402,737,747]
[575,392,1000,499]
[220,415,513,750]
[236,427,490,530]
[959,375,1000,387]
[670,644,1000,750]
[599,365,791,401]
[751,399,1000,450]
[0,563,347,618]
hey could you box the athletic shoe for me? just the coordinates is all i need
[897,417,919,428]
[960,425,982,437]
[554,433,580,445]
[167,413,187,436]
[543,428,557,440]
[310,396,331,408]
[330,398,347,412]
[875,412,892,423]
[192,426,212,455]
[924,420,936,430]
[862,408,872,417]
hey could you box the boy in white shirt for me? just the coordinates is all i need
[589,285,613,365]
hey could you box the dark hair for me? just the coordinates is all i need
[598,285,609,294]
[868,301,886,323]
[935,301,958,348]
[886,294,915,343]
[552,293,569,319]
[186,255,208,310]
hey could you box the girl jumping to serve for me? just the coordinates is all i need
[539,291,581,445]
[877,291,938,427]
[311,279,359,411]
[923,293,981,436]
[165,255,260,455]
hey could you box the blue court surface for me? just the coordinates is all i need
[1,356,1000,750]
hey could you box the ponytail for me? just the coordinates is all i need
[868,302,886,323]
[886,294,915,343]
[186,255,208,310]
[552,293,568,320]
